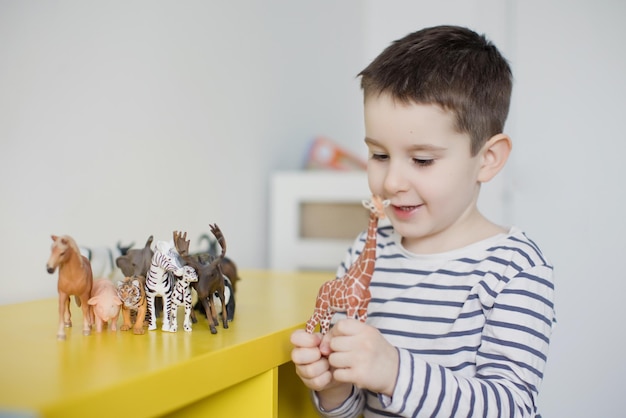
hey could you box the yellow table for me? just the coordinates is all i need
[0,270,333,418]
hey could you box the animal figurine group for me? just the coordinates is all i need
[46,225,237,339]
[306,196,389,334]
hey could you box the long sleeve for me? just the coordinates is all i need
[310,226,555,418]
[311,385,366,418]
[383,264,555,417]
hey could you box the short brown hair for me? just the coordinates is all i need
[359,25,512,155]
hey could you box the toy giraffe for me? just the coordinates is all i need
[305,195,389,334]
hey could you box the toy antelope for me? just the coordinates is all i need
[46,235,94,340]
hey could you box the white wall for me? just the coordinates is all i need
[511,2,626,417]
[1,1,624,415]
[0,0,366,302]
[363,1,626,416]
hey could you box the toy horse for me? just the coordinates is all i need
[46,235,94,340]
[305,196,389,334]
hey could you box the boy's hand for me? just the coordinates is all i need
[290,329,354,410]
[320,318,399,397]
[291,329,334,391]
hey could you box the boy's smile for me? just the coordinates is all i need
[364,93,502,254]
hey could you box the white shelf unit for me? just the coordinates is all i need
[269,171,370,271]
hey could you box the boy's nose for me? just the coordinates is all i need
[383,162,410,194]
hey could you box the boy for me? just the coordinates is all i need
[290,25,555,417]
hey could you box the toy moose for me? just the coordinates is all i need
[194,234,241,293]
[173,224,229,334]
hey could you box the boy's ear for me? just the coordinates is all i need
[477,133,512,183]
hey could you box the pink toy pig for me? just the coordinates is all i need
[88,278,122,332]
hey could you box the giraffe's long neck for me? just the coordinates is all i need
[351,211,379,288]
[363,211,379,254]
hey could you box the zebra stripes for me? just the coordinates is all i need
[170,266,198,332]
[145,241,183,332]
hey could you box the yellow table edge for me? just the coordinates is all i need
[0,270,332,418]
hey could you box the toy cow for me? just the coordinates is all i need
[88,278,122,332]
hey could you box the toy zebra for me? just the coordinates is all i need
[145,240,184,332]
[169,265,199,332]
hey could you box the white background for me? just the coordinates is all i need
[1,1,624,416]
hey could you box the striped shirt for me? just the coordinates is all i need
[313,225,556,418]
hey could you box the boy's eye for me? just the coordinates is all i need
[414,158,434,167]
[370,153,388,161]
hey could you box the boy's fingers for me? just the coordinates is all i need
[291,328,322,347]
[301,369,334,392]
[292,346,322,364]
[331,318,365,336]
[319,319,365,355]
[319,331,334,356]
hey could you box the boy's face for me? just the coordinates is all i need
[364,93,484,253]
